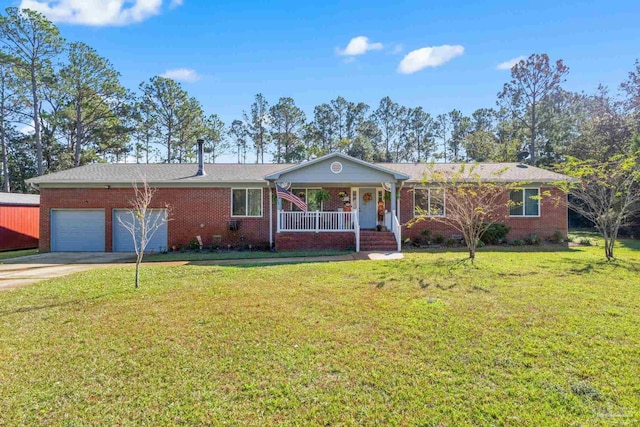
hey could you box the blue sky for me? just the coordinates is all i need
[8,0,640,160]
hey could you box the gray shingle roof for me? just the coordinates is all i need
[27,163,292,185]
[27,161,569,186]
[378,162,570,183]
[0,192,40,205]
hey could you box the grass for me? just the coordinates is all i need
[142,249,352,262]
[0,248,38,261]
[1,243,639,425]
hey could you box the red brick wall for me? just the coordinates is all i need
[275,232,354,251]
[38,184,568,252]
[399,186,568,241]
[39,187,273,252]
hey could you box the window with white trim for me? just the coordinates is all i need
[232,188,263,217]
[509,188,540,217]
[414,188,445,217]
[291,188,322,211]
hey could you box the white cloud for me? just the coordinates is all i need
[397,45,464,74]
[19,0,182,26]
[161,68,202,82]
[337,36,383,56]
[496,55,526,70]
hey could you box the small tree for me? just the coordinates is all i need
[117,179,171,288]
[409,164,543,262]
[557,155,640,260]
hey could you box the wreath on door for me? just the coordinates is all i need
[363,192,373,203]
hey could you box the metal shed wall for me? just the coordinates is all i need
[0,204,40,251]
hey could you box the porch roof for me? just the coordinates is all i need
[264,153,410,183]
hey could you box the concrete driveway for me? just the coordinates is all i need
[0,252,134,290]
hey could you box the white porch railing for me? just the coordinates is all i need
[391,210,401,252]
[277,211,356,232]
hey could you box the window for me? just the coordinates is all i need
[291,188,322,211]
[414,188,445,217]
[509,188,540,217]
[232,188,262,217]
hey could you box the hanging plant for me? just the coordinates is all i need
[312,189,331,207]
[363,192,373,203]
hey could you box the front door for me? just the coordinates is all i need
[358,187,377,229]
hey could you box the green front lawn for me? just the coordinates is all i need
[1,244,639,425]
[142,249,352,262]
[0,248,38,261]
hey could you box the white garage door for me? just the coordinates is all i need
[51,209,105,252]
[112,209,168,253]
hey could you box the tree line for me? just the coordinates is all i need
[1,7,639,193]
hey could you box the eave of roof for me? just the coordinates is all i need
[264,152,410,181]
[0,193,40,205]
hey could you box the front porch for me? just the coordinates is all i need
[265,154,409,253]
[274,195,401,252]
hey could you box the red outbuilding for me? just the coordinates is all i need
[0,193,40,252]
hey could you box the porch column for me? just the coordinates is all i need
[396,181,401,221]
[276,196,282,232]
[390,182,397,217]
[269,187,273,248]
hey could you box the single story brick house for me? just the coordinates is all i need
[27,149,569,253]
[0,193,40,252]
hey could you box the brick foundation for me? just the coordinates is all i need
[275,232,355,251]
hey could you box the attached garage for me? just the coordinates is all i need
[112,209,168,253]
[51,209,105,252]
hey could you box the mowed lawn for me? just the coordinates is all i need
[1,244,639,426]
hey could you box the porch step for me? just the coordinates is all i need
[360,231,397,251]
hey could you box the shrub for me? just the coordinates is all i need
[567,233,598,246]
[578,237,593,246]
[480,223,511,245]
[525,233,541,246]
[511,239,524,246]
[433,234,445,244]
[444,238,458,247]
[186,238,201,251]
[548,230,566,244]
[414,229,432,246]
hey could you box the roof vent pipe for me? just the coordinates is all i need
[196,139,205,176]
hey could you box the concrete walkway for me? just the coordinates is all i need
[0,251,403,290]
[0,252,134,290]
